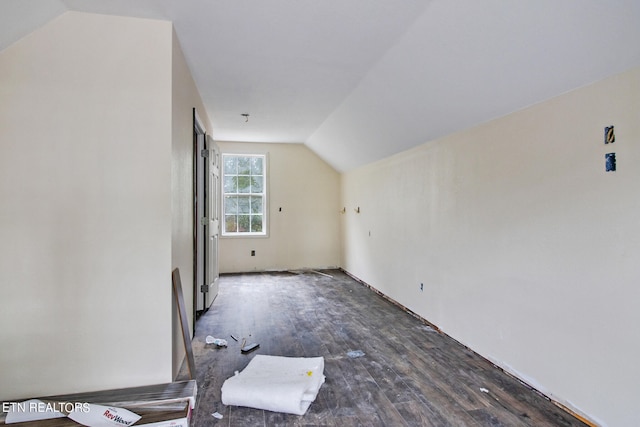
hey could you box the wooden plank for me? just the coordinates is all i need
[0,381,196,426]
[172,268,196,380]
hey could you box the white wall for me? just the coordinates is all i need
[217,142,341,273]
[0,12,174,398]
[341,67,640,427]
[170,28,213,377]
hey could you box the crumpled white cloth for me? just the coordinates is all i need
[221,355,325,415]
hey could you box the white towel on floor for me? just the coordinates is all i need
[221,355,325,415]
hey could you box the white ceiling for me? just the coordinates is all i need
[2,0,640,171]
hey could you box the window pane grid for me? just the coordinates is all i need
[222,154,266,235]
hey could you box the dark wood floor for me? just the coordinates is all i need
[180,270,589,427]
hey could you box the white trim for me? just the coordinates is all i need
[221,153,269,237]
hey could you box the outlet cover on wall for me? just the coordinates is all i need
[605,153,616,172]
[604,125,615,144]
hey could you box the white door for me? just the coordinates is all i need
[204,135,220,308]
[193,110,219,316]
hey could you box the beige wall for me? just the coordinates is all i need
[341,67,640,426]
[170,29,212,377]
[3,9,636,425]
[217,142,341,273]
[0,12,174,398]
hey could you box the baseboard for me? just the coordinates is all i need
[219,266,341,275]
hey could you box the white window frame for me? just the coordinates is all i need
[221,153,268,237]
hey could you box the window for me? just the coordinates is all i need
[222,154,266,236]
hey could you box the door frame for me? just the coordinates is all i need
[192,109,206,326]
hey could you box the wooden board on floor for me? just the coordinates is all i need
[0,381,196,426]
[172,268,196,380]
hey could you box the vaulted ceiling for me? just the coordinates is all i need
[2,0,640,171]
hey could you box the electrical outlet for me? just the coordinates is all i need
[420,283,423,291]
[251,250,256,256]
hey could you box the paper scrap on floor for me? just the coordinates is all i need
[221,355,325,415]
[68,404,141,427]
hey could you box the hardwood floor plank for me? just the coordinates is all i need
[467,408,530,427]
[228,405,265,426]
[181,270,590,426]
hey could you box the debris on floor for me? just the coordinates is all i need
[241,342,260,353]
[68,403,141,426]
[480,387,490,393]
[212,411,223,419]
[347,350,366,358]
[1,381,197,426]
[221,355,325,415]
[205,336,228,347]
